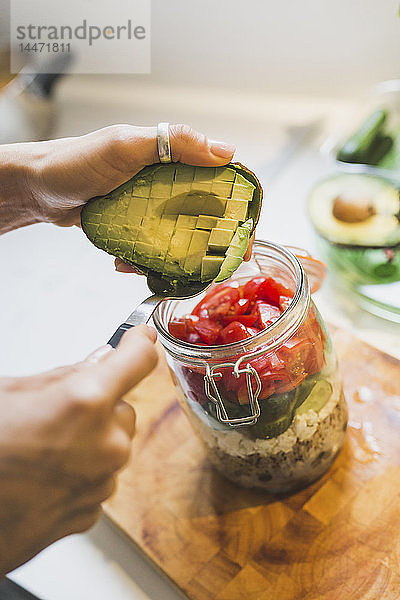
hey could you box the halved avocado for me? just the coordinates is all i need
[308,173,400,248]
[81,162,262,285]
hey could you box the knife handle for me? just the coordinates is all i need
[107,323,133,348]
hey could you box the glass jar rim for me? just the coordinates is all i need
[153,240,310,365]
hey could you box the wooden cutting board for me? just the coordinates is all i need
[105,328,400,600]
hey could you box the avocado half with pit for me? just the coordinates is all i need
[308,173,400,248]
[81,162,262,285]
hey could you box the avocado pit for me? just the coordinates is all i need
[332,194,376,224]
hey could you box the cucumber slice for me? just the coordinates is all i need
[366,134,393,165]
[337,108,387,163]
[296,379,332,415]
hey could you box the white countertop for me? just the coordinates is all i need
[2,80,400,599]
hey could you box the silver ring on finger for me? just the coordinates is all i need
[157,122,172,163]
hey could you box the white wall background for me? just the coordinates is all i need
[148,0,400,96]
[1,0,399,96]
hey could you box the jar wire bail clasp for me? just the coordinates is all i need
[204,360,262,427]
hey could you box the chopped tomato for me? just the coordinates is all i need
[259,369,295,398]
[253,300,281,329]
[221,297,251,325]
[221,365,247,393]
[235,297,251,314]
[194,318,222,345]
[249,352,274,374]
[192,284,241,320]
[278,337,312,362]
[168,275,326,404]
[182,367,208,404]
[243,276,267,301]
[186,332,204,344]
[185,315,199,333]
[243,276,293,306]
[304,329,326,374]
[257,277,293,307]
[277,337,312,386]
[168,315,200,341]
[240,370,296,404]
[222,313,257,326]
[168,317,187,340]
[220,321,252,344]
[304,344,325,375]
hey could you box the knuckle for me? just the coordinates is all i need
[131,335,158,376]
[139,337,159,369]
[105,123,133,144]
[102,124,135,161]
[115,400,136,439]
[74,507,102,533]
[65,376,105,411]
[143,349,158,374]
[1,376,21,392]
[98,476,117,502]
[120,397,136,419]
[100,124,142,173]
[105,429,132,471]
[126,401,136,429]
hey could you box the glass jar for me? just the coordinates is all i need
[153,241,347,493]
[315,235,400,323]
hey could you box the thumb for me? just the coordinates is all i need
[169,123,236,165]
[85,345,113,363]
[101,325,158,399]
[96,123,235,173]
[82,325,159,405]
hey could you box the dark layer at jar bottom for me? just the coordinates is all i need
[203,392,348,493]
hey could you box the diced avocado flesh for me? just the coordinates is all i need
[201,256,224,282]
[308,173,400,248]
[216,218,239,230]
[81,163,261,284]
[214,166,236,181]
[208,228,234,253]
[215,219,253,282]
[225,199,249,221]
[164,228,194,276]
[184,230,210,275]
[177,214,197,229]
[197,215,218,230]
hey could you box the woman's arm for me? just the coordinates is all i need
[0,124,235,234]
[0,142,42,233]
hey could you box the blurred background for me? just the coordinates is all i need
[0,0,399,368]
[0,2,400,599]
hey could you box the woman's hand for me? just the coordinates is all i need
[0,325,157,576]
[0,124,254,262]
[0,124,235,229]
